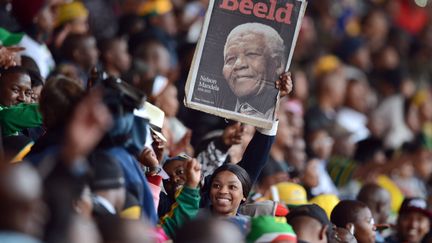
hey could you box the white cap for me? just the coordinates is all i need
[415,0,428,7]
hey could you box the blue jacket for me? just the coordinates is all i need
[105,147,158,225]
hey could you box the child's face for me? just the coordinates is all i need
[163,160,186,197]
[310,130,334,160]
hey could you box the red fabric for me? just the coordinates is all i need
[12,0,46,28]
[275,203,289,217]
[147,174,163,186]
[271,234,297,243]
[395,0,428,35]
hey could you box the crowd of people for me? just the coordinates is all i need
[1,0,432,242]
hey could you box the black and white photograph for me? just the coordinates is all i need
[185,0,307,128]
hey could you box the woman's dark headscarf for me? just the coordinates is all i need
[209,163,252,200]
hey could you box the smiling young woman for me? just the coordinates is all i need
[209,164,252,216]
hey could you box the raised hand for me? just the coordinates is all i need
[139,147,160,168]
[185,158,202,189]
[61,88,113,164]
[276,71,293,98]
[222,122,244,146]
[0,46,24,69]
[151,132,165,163]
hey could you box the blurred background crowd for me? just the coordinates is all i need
[1,0,432,242]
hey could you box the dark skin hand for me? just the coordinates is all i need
[61,88,113,165]
[222,122,244,146]
[0,46,24,69]
[151,132,165,163]
[139,147,159,168]
[276,71,293,97]
[185,158,202,189]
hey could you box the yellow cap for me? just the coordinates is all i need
[412,90,430,107]
[138,0,173,17]
[376,175,404,213]
[309,194,340,219]
[273,182,307,206]
[314,55,342,78]
[56,1,89,27]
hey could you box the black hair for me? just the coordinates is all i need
[20,56,44,87]
[0,66,30,90]
[401,134,426,154]
[0,66,30,79]
[209,163,252,199]
[98,37,125,63]
[331,200,369,228]
[354,137,384,164]
[117,14,145,38]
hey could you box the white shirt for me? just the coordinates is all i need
[311,160,339,196]
[374,95,413,148]
[19,35,55,78]
[336,107,370,142]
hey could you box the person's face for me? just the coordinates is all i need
[223,32,280,98]
[363,11,388,43]
[414,150,432,180]
[156,85,179,117]
[346,81,369,113]
[157,12,177,36]
[79,37,99,70]
[275,113,294,148]
[302,159,319,188]
[112,40,131,73]
[310,130,334,160]
[285,138,306,172]
[31,85,43,103]
[351,47,371,72]
[154,44,171,77]
[293,70,309,101]
[35,5,55,37]
[0,73,32,106]
[333,135,356,158]
[353,207,376,243]
[261,172,289,194]
[210,170,244,216]
[327,72,347,107]
[68,16,89,34]
[398,212,430,243]
[163,160,186,197]
[376,195,391,225]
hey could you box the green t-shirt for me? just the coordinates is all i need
[0,103,43,137]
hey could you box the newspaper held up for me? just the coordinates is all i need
[185,0,308,129]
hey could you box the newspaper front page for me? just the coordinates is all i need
[185,0,307,129]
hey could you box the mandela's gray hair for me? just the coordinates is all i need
[223,22,286,66]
